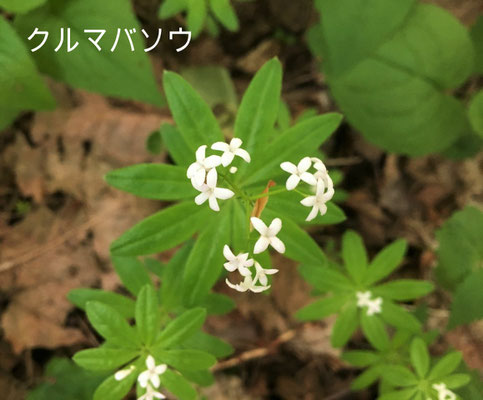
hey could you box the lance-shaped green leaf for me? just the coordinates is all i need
[342,230,368,284]
[299,264,354,292]
[448,269,483,328]
[201,292,235,315]
[428,352,462,380]
[159,0,187,18]
[68,289,135,319]
[179,369,214,387]
[378,388,418,400]
[154,308,206,349]
[351,365,382,390]
[93,358,143,400]
[296,294,347,321]
[342,350,379,367]
[85,302,139,347]
[151,349,216,371]
[105,164,194,200]
[472,16,483,74]
[73,348,139,372]
[182,209,230,306]
[160,369,197,400]
[111,256,152,296]
[110,202,210,256]
[373,280,434,301]
[243,113,342,185]
[365,239,407,286]
[135,285,160,346]
[382,366,418,387]
[228,199,247,253]
[439,373,471,389]
[410,338,430,378]
[186,0,207,37]
[163,71,223,151]
[0,18,55,130]
[360,313,390,352]
[161,123,193,167]
[331,302,359,348]
[182,331,234,358]
[210,0,239,31]
[15,0,164,106]
[234,58,282,178]
[380,301,421,333]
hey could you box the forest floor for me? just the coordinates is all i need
[0,0,482,399]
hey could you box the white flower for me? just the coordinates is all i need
[251,217,285,254]
[254,262,278,286]
[138,384,166,400]
[212,138,251,167]
[432,383,456,400]
[114,365,135,381]
[366,297,383,316]
[300,176,335,221]
[187,145,222,187]
[311,157,328,179]
[356,291,372,308]
[138,355,167,389]
[280,157,317,190]
[194,168,234,211]
[225,274,270,293]
[229,166,238,174]
[223,245,254,276]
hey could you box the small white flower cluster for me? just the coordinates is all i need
[115,355,167,400]
[187,139,250,212]
[280,157,335,221]
[356,291,382,316]
[431,383,456,400]
[223,217,285,293]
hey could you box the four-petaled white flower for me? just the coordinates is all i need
[212,138,251,167]
[114,365,135,381]
[251,217,285,254]
[187,145,222,187]
[300,176,335,221]
[432,383,456,400]
[138,384,167,400]
[366,297,382,316]
[280,157,317,190]
[138,355,167,389]
[254,262,278,286]
[226,274,270,293]
[223,245,254,276]
[195,169,234,212]
[356,291,372,308]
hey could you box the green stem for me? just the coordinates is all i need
[249,187,288,200]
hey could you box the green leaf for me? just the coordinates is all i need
[182,209,230,306]
[151,349,216,371]
[428,351,462,380]
[341,350,379,367]
[201,292,235,315]
[182,331,234,358]
[365,239,407,286]
[159,0,187,18]
[435,206,483,290]
[68,289,135,319]
[163,71,223,150]
[210,0,239,31]
[0,0,46,13]
[351,365,382,390]
[448,269,483,328]
[372,280,434,301]
[135,285,160,346]
[93,365,139,400]
[187,0,207,37]
[410,338,430,378]
[179,369,214,387]
[380,301,421,333]
[378,388,418,400]
[315,2,475,155]
[360,313,390,351]
[342,230,368,283]
[228,199,247,253]
[296,295,347,321]
[85,301,138,347]
[468,91,483,137]
[160,369,197,400]
[110,202,210,256]
[105,164,194,200]
[0,18,54,130]
[263,210,327,265]
[154,308,206,349]
[331,303,359,348]
[146,130,163,155]
[15,0,163,106]
[440,373,471,389]
[73,348,138,372]
[471,16,483,74]
[299,264,354,292]
[234,58,282,178]
[243,113,343,185]
[111,256,152,296]
[382,366,418,387]
[160,123,193,167]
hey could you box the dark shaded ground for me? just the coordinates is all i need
[1,1,482,399]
